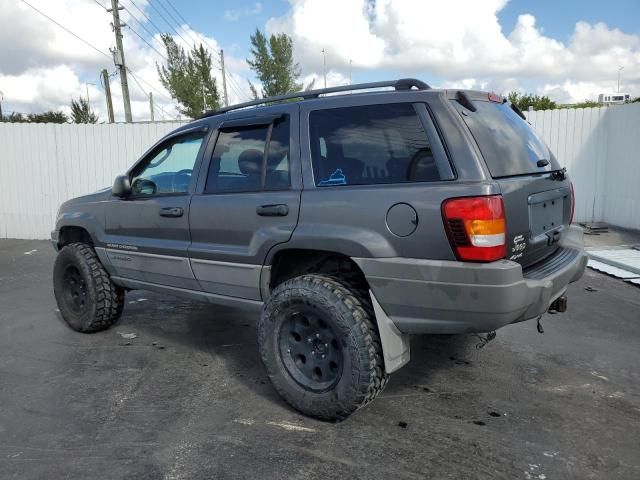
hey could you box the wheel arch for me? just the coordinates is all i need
[58,225,94,249]
[262,248,411,374]
[265,248,369,293]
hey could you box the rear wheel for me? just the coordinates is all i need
[53,242,124,333]
[258,274,388,421]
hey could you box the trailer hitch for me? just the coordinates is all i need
[548,296,568,313]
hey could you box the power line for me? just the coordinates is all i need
[126,68,169,99]
[20,0,110,59]
[124,0,165,37]
[147,0,192,47]
[162,0,191,29]
[122,4,166,49]
[127,24,168,61]
[126,69,179,121]
[132,0,247,104]
[156,0,201,47]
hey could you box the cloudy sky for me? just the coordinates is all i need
[1,0,639,122]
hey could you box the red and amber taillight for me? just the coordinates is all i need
[442,195,507,262]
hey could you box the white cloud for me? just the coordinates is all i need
[2,0,639,120]
[266,0,640,102]
[224,2,263,22]
[0,0,249,122]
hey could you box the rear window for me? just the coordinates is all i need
[309,103,446,186]
[458,100,560,178]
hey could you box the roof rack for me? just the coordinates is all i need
[201,78,430,118]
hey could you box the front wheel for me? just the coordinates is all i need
[258,274,388,421]
[53,242,124,333]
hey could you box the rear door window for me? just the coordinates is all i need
[309,103,449,187]
[205,116,290,193]
[457,100,560,178]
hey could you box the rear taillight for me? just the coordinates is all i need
[569,182,575,224]
[442,195,506,262]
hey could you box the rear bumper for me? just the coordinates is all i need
[354,225,588,334]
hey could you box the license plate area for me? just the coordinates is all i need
[528,188,569,237]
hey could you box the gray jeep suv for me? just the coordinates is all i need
[51,79,587,420]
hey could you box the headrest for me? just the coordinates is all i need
[238,149,263,175]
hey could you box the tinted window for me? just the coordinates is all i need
[205,116,290,193]
[458,100,560,178]
[265,117,290,190]
[309,103,440,187]
[131,131,206,196]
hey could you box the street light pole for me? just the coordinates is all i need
[85,82,96,110]
[618,66,624,93]
[322,49,327,88]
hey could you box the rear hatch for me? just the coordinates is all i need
[451,91,572,268]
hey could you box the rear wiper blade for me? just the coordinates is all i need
[456,91,477,112]
[510,102,527,120]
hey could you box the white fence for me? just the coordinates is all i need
[526,103,640,230]
[1,103,639,239]
[0,121,186,239]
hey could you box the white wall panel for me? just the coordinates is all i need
[1,104,639,239]
[0,121,186,239]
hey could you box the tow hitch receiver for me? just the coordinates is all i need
[549,295,568,313]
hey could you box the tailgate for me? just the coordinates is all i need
[451,92,572,267]
[498,175,572,267]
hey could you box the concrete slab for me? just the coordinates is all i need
[1,239,639,479]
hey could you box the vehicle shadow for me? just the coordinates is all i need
[122,292,480,409]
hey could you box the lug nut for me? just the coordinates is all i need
[316,333,320,338]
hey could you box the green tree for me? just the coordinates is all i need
[157,34,220,118]
[70,97,98,123]
[507,91,557,111]
[1,112,26,123]
[26,111,68,123]
[247,29,301,98]
[561,100,601,109]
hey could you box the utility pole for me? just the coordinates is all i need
[101,69,115,123]
[108,0,132,122]
[220,49,229,107]
[149,92,155,122]
[322,49,327,88]
[349,59,353,85]
[618,66,624,93]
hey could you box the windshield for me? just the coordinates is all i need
[457,100,561,178]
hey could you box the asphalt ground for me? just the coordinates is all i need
[1,238,639,479]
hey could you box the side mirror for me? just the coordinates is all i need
[112,175,131,197]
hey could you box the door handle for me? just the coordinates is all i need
[159,207,184,218]
[256,204,289,217]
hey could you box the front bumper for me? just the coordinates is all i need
[354,225,588,335]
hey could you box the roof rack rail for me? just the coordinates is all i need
[201,78,430,118]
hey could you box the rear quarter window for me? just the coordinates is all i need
[456,100,560,178]
[309,103,450,187]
